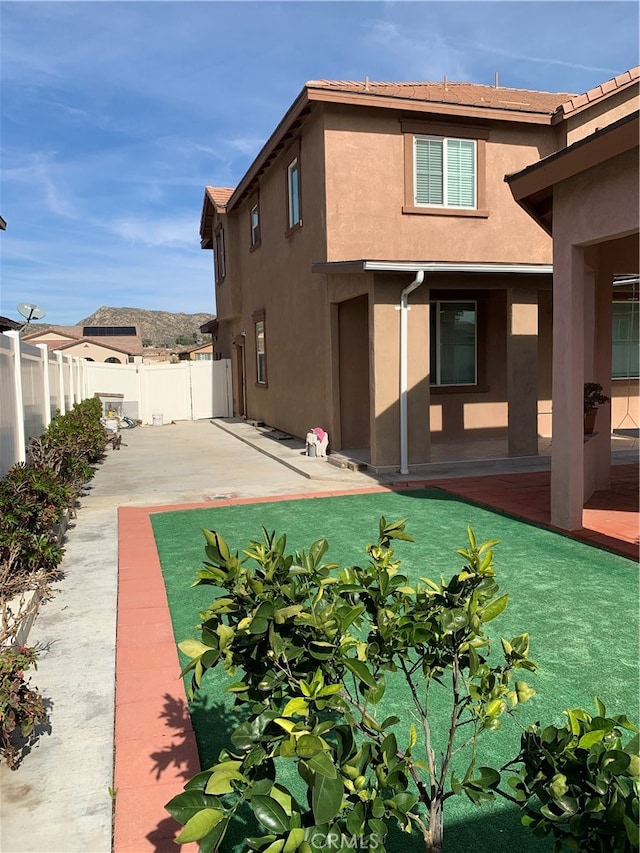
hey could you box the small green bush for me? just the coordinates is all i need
[0,645,48,769]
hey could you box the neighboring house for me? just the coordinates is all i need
[507,69,639,530]
[0,316,22,332]
[22,324,144,363]
[200,71,639,480]
[176,343,214,361]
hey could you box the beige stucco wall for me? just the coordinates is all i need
[323,104,556,264]
[214,109,334,440]
[59,341,128,362]
[209,96,635,468]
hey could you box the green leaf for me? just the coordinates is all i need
[205,767,247,795]
[283,828,306,853]
[282,697,309,717]
[578,729,606,749]
[199,817,230,853]
[251,794,291,834]
[480,593,508,623]
[165,790,220,825]
[515,681,536,704]
[178,638,211,659]
[296,734,325,759]
[344,659,377,689]
[175,808,224,843]
[303,751,338,778]
[312,773,343,824]
[602,750,631,775]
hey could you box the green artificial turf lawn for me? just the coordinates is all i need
[151,489,639,853]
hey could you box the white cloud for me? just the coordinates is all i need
[105,216,200,249]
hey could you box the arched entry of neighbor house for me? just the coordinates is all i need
[338,294,370,453]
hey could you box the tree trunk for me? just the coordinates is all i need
[423,799,444,853]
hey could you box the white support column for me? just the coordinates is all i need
[55,351,66,414]
[38,344,52,428]
[7,331,26,464]
[64,354,75,407]
[551,245,585,530]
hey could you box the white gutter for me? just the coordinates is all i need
[364,260,552,274]
[399,270,425,475]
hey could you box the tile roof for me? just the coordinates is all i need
[24,325,143,355]
[47,338,135,357]
[24,324,84,340]
[306,79,574,114]
[558,66,640,116]
[205,186,234,210]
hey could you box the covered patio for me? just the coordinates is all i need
[507,109,639,531]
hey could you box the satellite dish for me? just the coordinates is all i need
[17,303,46,326]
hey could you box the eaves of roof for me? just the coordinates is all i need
[554,67,639,122]
[221,80,572,217]
[506,110,640,235]
[52,337,135,357]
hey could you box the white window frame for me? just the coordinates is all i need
[255,319,266,384]
[430,300,477,386]
[414,135,477,210]
[612,300,639,379]
[287,157,301,229]
[214,227,226,282]
[250,203,260,247]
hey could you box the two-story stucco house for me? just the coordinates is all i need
[200,72,638,488]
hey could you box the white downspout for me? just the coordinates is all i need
[399,270,425,475]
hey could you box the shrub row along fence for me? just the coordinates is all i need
[0,397,107,768]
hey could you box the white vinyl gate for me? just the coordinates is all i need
[84,359,232,424]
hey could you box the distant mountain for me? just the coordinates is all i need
[28,306,215,348]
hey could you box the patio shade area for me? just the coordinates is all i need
[148,488,639,853]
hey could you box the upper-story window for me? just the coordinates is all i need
[287,157,301,230]
[415,136,476,209]
[250,203,261,248]
[402,121,488,217]
[214,226,226,282]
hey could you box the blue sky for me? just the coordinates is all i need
[1,1,638,325]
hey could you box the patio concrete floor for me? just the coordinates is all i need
[0,418,637,853]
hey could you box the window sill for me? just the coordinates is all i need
[430,384,490,395]
[403,206,489,218]
[249,241,261,253]
[255,381,268,389]
[285,220,303,237]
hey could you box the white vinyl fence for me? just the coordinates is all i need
[1,331,88,477]
[0,330,232,477]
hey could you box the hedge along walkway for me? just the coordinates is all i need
[134,487,639,853]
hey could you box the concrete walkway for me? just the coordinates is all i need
[0,418,637,853]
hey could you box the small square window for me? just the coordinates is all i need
[250,204,260,247]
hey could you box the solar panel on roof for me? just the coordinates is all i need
[83,326,136,336]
